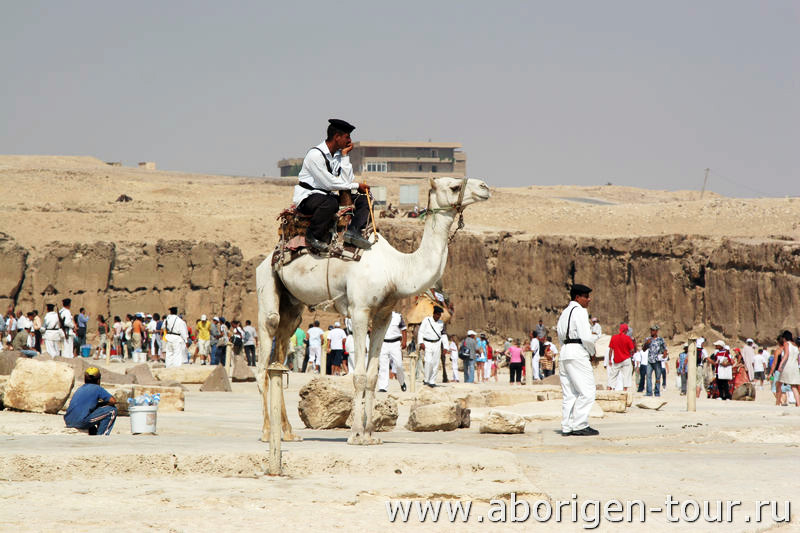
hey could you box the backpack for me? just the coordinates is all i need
[232,329,243,349]
[458,341,470,360]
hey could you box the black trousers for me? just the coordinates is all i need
[718,378,731,400]
[244,345,256,366]
[297,193,370,240]
[509,362,523,383]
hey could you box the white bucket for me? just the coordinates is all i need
[129,405,158,434]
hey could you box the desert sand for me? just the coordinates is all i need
[1,156,799,532]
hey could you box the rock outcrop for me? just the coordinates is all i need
[298,377,353,429]
[3,358,75,413]
[1,230,799,345]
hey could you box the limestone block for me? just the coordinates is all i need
[3,358,75,413]
[405,402,460,432]
[199,365,232,392]
[231,355,255,382]
[595,390,628,413]
[0,375,8,408]
[298,377,353,429]
[636,398,668,410]
[153,365,215,384]
[346,396,398,432]
[479,410,526,434]
[0,351,25,375]
[125,363,159,385]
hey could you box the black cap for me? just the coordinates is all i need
[328,118,355,134]
[46,303,55,311]
[433,305,443,314]
[169,306,178,315]
[570,284,592,299]
[62,298,71,306]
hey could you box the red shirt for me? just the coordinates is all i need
[609,333,635,364]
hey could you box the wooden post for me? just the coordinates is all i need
[687,339,697,412]
[524,351,533,385]
[106,335,111,365]
[267,363,286,475]
[409,352,418,393]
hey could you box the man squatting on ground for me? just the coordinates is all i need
[377,311,408,392]
[64,367,117,435]
[293,118,372,253]
[557,284,600,436]
[418,305,448,388]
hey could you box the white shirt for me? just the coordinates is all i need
[243,325,257,346]
[530,338,540,356]
[163,314,188,342]
[752,353,766,372]
[545,341,558,355]
[328,327,346,350]
[307,326,324,348]
[292,142,355,205]
[716,352,733,380]
[556,301,597,361]
[417,316,445,348]
[16,316,31,331]
[59,308,74,329]
[591,323,602,336]
[449,340,458,359]
[146,319,157,334]
[384,312,407,340]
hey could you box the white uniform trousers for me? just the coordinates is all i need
[377,341,405,390]
[423,343,442,385]
[532,353,541,381]
[308,345,322,371]
[450,350,459,381]
[43,331,62,357]
[164,334,185,368]
[559,357,596,433]
[61,335,74,358]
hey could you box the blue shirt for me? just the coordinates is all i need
[678,352,688,375]
[64,383,112,426]
[646,336,666,365]
[476,339,487,362]
[77,313,89,329]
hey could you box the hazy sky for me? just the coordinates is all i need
[2,1,797,197]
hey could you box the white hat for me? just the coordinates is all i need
[713,340,725,347]
[724,345,730,351]
[591,317,598,322]
[746,338,753,344]
[467,330,476,336]
[212,316,219,321]
[334,321,341,327]
[201,314,207,321]
[507,337,513,341]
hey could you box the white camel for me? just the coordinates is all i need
[255,176,490,445]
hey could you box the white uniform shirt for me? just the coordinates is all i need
[307,326,324,347]
[163,314,188,342]
[292,142,355,205]
[59,308,74,329]
[417,316,445,348]
[556,301,597,361]
[43,311,60,331]
[384,312,407,341]
[328,327,346,350]
[530,337,540,356]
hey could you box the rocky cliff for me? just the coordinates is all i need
[1,229,798,346]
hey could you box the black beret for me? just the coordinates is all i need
[62,298,71,306]
[328,118,355,134]
[570,284,592,298]
[169,306,179,315]
[433,305,444,314]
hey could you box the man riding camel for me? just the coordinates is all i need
[293,118,372,252]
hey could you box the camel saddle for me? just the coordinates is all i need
[272,191,368,268]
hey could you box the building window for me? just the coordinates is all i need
[365,162,387,172]
[432,165,437,173]
[418,165,423,171]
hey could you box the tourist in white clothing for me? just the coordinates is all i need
[306,320,324,373]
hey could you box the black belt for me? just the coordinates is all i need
[46,327,60,331]
[384,337,402,343]
[564,339,583,344]
[298,181,334,194]
[423,338,440,342]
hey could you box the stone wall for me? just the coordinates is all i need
[1,229,798,346]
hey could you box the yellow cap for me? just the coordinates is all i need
[85,367,100,376]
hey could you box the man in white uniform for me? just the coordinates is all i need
[418,306,447,388]
[306,320,324,373]
[42,303,63,357]
[377,311,408,392]
[557,284,599,436]
[530,335,541,381]
[59,298,75,358]
[163,307,188,368]
[293,118,371,252]
[741,338,757,381]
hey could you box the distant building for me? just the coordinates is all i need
[138,161,156,170]
[276,141,466,179]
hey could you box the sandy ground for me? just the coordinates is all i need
[1,360,798,533]
[1,155,798,260]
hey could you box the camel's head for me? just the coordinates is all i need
[428,177,491,211]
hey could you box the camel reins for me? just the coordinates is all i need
[422,176,469,243]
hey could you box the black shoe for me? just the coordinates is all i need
[561,430,571,436]
[571,427,599,436]
[378,389,387,393]
[344,229,372,250]
[305,231,329,253]
[401,383,407,392]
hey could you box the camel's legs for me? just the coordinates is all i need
[272,295,304,441]
[347,307,371,444]
[363,310,391,439]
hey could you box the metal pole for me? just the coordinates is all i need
[687,338,697,412]
[524,350,533,385]
[267,363,285,475]
[700,169,710,199]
